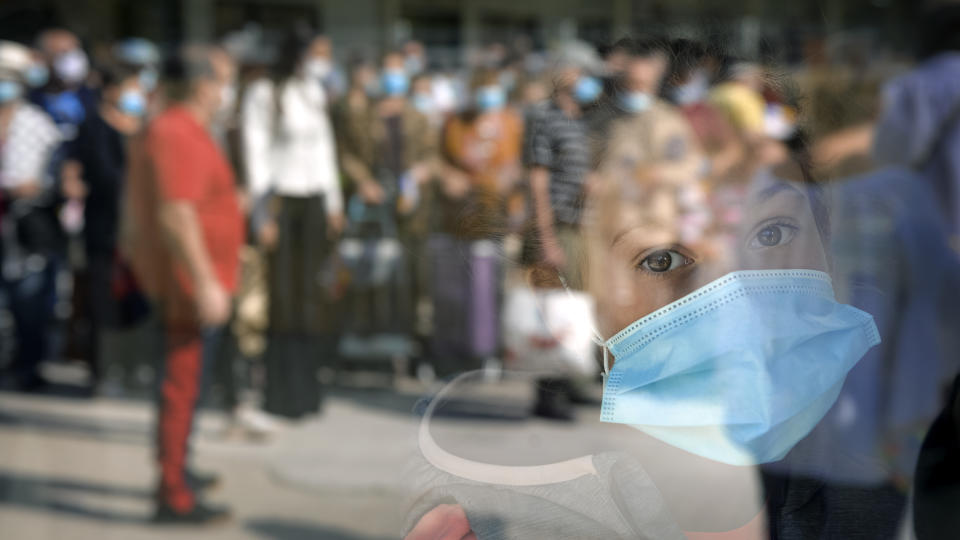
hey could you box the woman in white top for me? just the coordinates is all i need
[241,29,344,419]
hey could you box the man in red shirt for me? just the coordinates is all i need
[141,46,243,524]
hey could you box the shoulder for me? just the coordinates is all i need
[243,78,275,107]
[147,108,197,144]
[13,103,56,129]
[10,103,61,142]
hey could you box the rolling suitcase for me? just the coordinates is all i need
[428,234,501,376]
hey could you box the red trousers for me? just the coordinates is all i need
[157,323,203,511]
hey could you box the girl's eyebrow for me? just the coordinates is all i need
[611,227,633,247]
[755,181,804,204]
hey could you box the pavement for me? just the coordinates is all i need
[0,368,616,540]
[0,366,773,539]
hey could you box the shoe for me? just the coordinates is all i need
[153,500,231,525]
[533,382,575,422]
[235,405,286,436]
[16,373,50,393]
[185,468,220,492]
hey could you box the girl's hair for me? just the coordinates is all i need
[918,4,960,60]
[271,25,316,85]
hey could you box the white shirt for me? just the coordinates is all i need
[0,103,61,190]
[242,77,343,216]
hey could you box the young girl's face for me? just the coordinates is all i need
[586,166,829,348]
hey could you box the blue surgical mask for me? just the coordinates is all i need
[499,70,517,94]
[139,67,158,93]
[0,80,23,104]
[669,70,709,106]
[412,93,434,114]
[381,70,409,96]
[405,55,425,76]
[25,64,49,88]
[475,85,506,112]
[573,76,602,104]
[599,269,880,465]
[620,91,652,113]
[117,89,147,117]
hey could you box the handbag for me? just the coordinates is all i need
[502,286,599,377]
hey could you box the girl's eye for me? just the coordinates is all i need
[639,249,693,273]
[748,222,798,249]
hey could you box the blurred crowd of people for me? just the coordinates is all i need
[0,7,959,528]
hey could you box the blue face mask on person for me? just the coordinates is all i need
[475,85,506,112]
[25,64,49,88]
[381,70,410,96]
[599,269,880,465]
[0,79,23,104]
[620,91,652,113]
[412,93,434,114]
[669,70,709,106]
[117,89,147,117]
[573,76,602,104]
[139,68,159,93]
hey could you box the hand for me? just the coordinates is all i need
[410,163,432,185]
[9,181,42,199]
[440,171,471,200]
[327,212,345,239]
[61,161,87,200]
[541,234,566,269]
[358,180,385,205]
[258,220,279,250]
[196,277,231,328]
[405,504,475,540]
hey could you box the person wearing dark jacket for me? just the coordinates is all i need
[65,63,146,387]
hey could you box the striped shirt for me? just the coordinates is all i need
[523,102,590,226]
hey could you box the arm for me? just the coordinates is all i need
[529,166,565,267]
[158,200,229,326]
[320,111,345,235]
[523,112,564,267]
[332,102,383,204]
[242,81,282,247]
[340,148,383,205]
[241,81,277,225]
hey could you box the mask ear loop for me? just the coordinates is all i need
[556,272,610,381]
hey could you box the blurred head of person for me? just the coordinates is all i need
[577,119,872,466]
[584,147,828,340]
[163,45,236,125]
[726,62,764,93]
[37,28,89,89]
[549,41,604,107]
[0,41,33,107]
[480,42,509,70]
[410,73,435,114]
[346,57,377,98]
[402,40,426,76]
[601,38,631,82]
[519,78,548,108]
[617,37,670,113]
[98,63,146,134]
[23,48,49,90]
[380,50,410,99]
[113,37,161,93]
[665,39,711,106]
[273,27,332,86]
[470,68,507,116]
